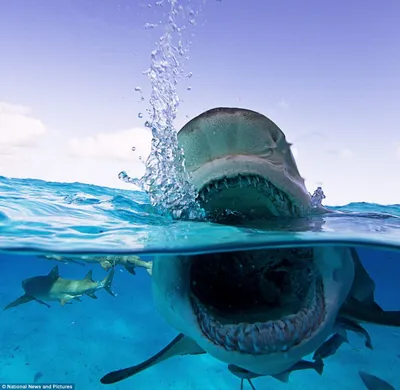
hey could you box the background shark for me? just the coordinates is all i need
[41,254,152,276]
[4,265,115,310]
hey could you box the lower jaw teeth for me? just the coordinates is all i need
[193,280,325,354]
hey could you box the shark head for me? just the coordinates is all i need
[100,108,400,385]
[22,268,58,297]
[177,107,327,219]
[152,247,355,375]
[149,108,355,376]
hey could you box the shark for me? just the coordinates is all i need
[358,371,396,390]
[4,265,115,310]
[100,107,400,385]
[41,254,152,276]
[228,357,324,390]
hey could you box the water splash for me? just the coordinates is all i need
[120,0,204,221]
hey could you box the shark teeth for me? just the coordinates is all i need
[192,277,325,355]
[197,174,299,216]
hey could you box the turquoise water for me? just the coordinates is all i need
[0,175,399,389]
[1,176,399,254]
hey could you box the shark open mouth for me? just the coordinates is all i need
[196,174,301,218]
[189,248,326,354]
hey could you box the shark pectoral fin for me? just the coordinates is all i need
[123,265,136,275]
[358,371,396,390]
[271,372,290,383]
[272,358,324,383]
[341,297,400,326]
[35,299,50,308]
[4,294,35,310]
[74,297,83,302]
[60,295,75,306]
[100,333,206,384]
[86,292,98,299]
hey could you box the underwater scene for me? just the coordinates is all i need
[1,1,400,390]
[1,176,400,390]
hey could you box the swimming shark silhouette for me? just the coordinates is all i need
[4,265,115,310]
[41,254,152,275]
[228,357,324,390]
[100,108,400,385]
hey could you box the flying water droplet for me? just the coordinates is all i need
[138,113,143,118]
[186,72,193,78]
[144,23,157,29]
[134,87,142,92]
[119,0,204,221]
[132,146,136,151]
[118,171,128,180]
[187,86,192,91]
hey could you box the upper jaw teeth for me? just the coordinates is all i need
[192,278,325,355]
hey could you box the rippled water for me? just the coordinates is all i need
[1,176,399,254]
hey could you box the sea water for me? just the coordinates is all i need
[1,0,400,389]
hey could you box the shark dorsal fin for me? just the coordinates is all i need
[84,270,94,282]
[48,266,59,279]
[100,333,205,384]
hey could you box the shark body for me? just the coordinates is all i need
[41,254,152,276]
[4,265,115,310]
[101,108,400,385]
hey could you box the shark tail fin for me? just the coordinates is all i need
[84,270,95,282]
[101,267,116,297]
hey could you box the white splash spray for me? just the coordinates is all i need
[119,0,205,220]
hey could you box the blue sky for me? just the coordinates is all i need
[0,0,399,205]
